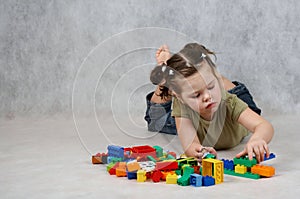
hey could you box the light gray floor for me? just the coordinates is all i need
[0,114,299,199]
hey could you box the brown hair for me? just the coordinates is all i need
[150,43,217,99]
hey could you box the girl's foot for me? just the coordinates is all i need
[156,45,171,65]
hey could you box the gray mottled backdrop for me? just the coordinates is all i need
[1,0,300,120]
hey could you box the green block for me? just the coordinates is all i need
[224,169,260,179]
[175,169,181,175]
[177,166,195,186]
[233,157,257,167]
[153,145,163,157]
[167,154,175,160]
[147,155,157,162]
[204,153,216,159]
[106,162,115,172]
[177,176,190,186]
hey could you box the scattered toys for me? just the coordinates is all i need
[92,145,276,187]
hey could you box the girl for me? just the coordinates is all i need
[147,43,274,162]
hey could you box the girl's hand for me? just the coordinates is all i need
[195,146,217,162]
[236,138,270,163]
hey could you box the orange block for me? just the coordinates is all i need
[92,156,102,164]
[251,165,275,177]
[116,167,127,177]
[127,162,140,172]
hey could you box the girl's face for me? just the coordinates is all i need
[176,63,222,120]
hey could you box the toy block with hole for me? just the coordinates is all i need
[202,159,224,184]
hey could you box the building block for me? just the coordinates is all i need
[107,145,124,159]
[131,145,156,159]
[116,167,127,177]
[263,153,276,161]
[222,159,234,170]
[127,162,140,172]
[177,166,194,186]
[147,155,157,162]
[138,161,156,172]
[235,164,247,174]
[202,176,215,186]
[108,162,119,175]
[202,159,224,184]
[152,170,163,183]
[192,165,201,174]
[137,170,147,182]
[233,157,257,167]
[166,154,176,160]
[166,173,178,184]
[203,152,216,159]
[106,162,116,172]
[190,174,202,187]
[168,152,177,159]
[224,169,260,179]
[161,171,175,181]
[107,157,122,164]
[177,157,196,168]
[92,155,103,164]
[251,165,275,177]
[155,161,178,171]
[127,171,137,180]
[153,146,163,157]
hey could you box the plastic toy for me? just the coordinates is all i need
[92,144,276,187]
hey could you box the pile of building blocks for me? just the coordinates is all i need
[92,145,276,187]
[222,153,276,179]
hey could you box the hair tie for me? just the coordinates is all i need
[201,53,206,59]
[161,65,166,72]
[169,69,174,76]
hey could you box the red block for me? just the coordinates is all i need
[155,161,178,171]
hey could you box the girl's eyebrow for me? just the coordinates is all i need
[192,79,215,94]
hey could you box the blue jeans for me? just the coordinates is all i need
[144,81,261,135]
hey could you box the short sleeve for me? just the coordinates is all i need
[171,97,191,119]
[225,92,248,121]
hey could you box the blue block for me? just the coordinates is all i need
[263,153,276,161]
[222,159,234,170]
[190,174,202,187]
[127,171,137,180]
[202,176,215,186]
[107,145,124,159]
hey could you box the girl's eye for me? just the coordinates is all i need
[192,93,200,98]
[208,85,215,90]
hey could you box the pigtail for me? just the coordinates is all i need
[150,64,174,99]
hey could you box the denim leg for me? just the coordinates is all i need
[144,92,177,135]
[229,81,262,115]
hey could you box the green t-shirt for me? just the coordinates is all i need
[171,91,249,150]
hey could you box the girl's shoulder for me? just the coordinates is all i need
[223,92,248,121]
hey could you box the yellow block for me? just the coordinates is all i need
[137,170,147,182]
[166,173,178,184]
[235,164,247,174]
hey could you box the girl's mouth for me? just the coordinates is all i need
[206,102,217,109]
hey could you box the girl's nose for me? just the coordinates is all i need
[202,91,212,102]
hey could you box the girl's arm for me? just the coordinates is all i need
[237,107,274,162]
[175,117,217,161]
